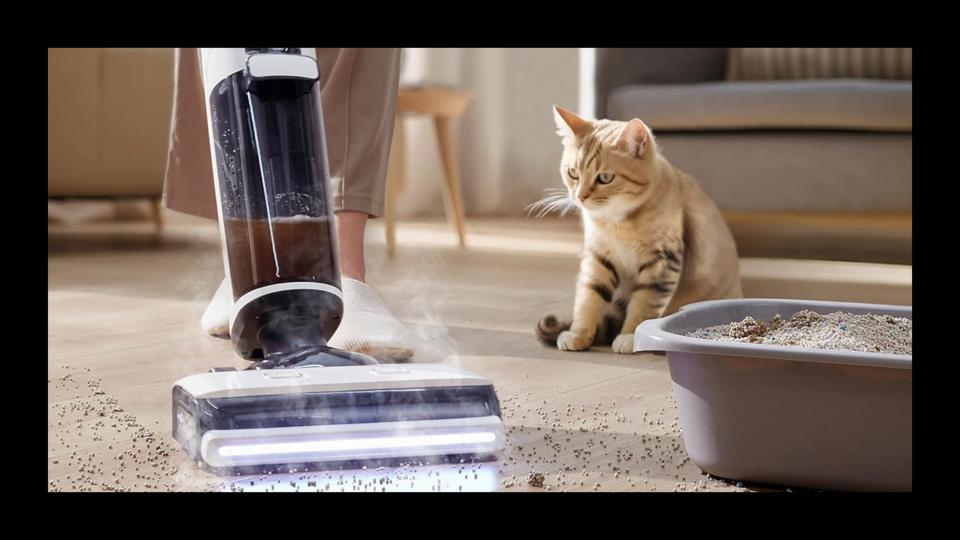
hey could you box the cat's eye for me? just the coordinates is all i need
[597,173,615,184]
[567,168,579,180]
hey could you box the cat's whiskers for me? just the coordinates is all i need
[526,189,578,219]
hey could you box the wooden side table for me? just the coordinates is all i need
[384,86,472,256]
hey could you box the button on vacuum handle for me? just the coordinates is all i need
[261,371,306,379]
[371,367,411,375]
[245,48,302,55]
[245,52,319,83]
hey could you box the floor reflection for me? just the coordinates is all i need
[217,461,501,492]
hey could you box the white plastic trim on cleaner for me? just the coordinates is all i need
[175,363,494,400]
[229,281,343,328]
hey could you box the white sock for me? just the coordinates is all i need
[328,278,416,362]
[201,277,231,338]
[201,276,416,362]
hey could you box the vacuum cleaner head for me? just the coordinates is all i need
[172,363,505,474]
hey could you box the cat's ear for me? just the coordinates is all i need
[615,119,654,158]
[553,105,591,140]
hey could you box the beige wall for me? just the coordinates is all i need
[396,48,580,218]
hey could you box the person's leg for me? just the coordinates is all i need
[162,48,218,220]
[162,48,228,336]
[317,48,415,361]
[315,48,397,282]
[335,211,368,282]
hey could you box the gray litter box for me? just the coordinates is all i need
[634,298,912,492]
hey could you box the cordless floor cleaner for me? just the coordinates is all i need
[171,48,504,474]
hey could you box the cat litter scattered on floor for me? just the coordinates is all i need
[527,471,545,488]
[50,364,741,492]
[686,310,911,356]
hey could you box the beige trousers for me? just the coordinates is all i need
[162,48,401,220]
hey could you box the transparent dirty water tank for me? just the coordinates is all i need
[207,50,342,359]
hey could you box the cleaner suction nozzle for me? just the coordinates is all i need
[257,313,329,353]
[231,287,344,360]
[235,286,381,369]
[246,345,378,370]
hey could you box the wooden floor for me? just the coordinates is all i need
[48,211,912,492]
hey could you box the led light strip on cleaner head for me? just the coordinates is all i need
[205,417,504,468]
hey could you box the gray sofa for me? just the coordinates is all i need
[594,48,912,264]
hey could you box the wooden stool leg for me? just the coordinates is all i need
[433,116,467,248]
[150,197,165,232]
[384,114,405,257]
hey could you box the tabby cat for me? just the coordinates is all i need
[535,106,742,354]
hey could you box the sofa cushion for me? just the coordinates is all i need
[48,48,174,197]
[727,48,912,81]
[606,79,911,132]
[653,132,912,213]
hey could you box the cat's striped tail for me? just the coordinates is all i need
[536,314,572,346]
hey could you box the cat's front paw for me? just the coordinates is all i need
[612,333,636,354]
[557,330,591,351]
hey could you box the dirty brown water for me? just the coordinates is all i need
[48,363,744,493]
